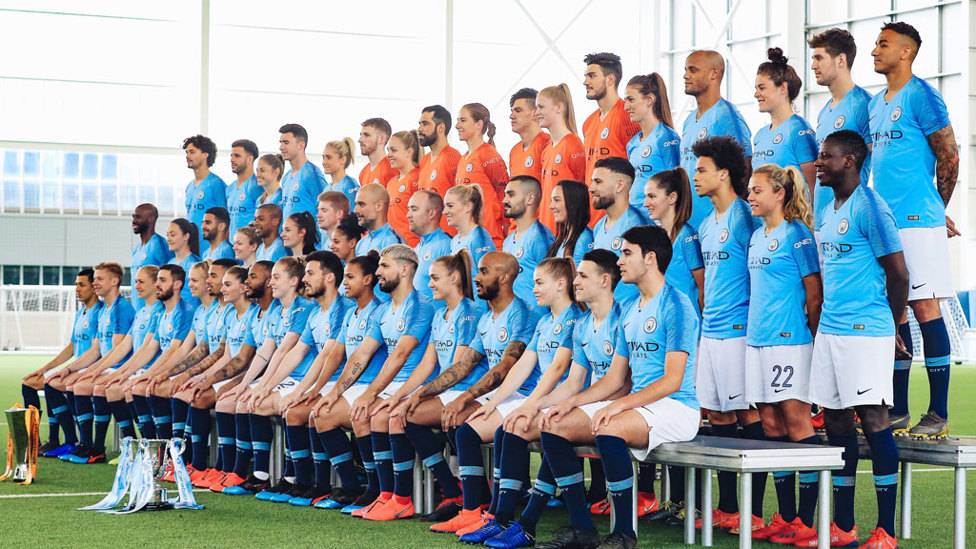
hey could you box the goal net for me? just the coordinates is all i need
[0,285,131,352]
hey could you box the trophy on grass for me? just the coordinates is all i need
[80,437,203,513]
[0,404,40,485]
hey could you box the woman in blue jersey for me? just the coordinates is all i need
[330,214,364,265]
[453,257,584,543]
[322,138,360,206]
[643,167,705,311]
[624,73,681,208]
[256,153,283,207]
[546,179,594,265]
[753,48,818,197]
[281,211,319,258]
[445,183,496,290]
[232,227,259,268]
[166,218,202,307]
[744,164,823,542]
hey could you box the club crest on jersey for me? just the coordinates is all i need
[398,184,406,193]
[600,127,610,139]
[772,133,783,145]
[497,327,509,342]
[834,115,845,129]
[397,318,405,332]
[83,321,89,329]
[359,318,367,329]
[837,218,849,235]
[430,169,438,180]
[698,128,708,140]
[324,325,331,336]
[555,153,562,164]
[139,251,147,260]
[611,237,622,250]
[641,145,652,158]
[524,156,534,168]
[423,250,432,261]
[643,317,657,333]
[448,324,455,334]
[196,191,204,199]
[719,229,729,243]
[292,182,300,191]
[768,239,779,251]
[603,340,613,356]
[890,107,902,122]
[465,163,474,173]
[515,247,524,258]
[553,323,562,335]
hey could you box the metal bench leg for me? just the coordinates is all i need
[955,466,966,549]
[412,458,424,510]
[684,466,696,545]
[702,468,713,547]
[739,472,752,549]
[632,461,639,540]
[424,464,435,514]
[662,464,670,502]
[900,462,911,539]
[818,471,831,548]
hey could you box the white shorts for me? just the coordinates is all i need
[212,378,235,392]
[317,382,337,396]
[437,389,496,406]
[274,377,301,397]
[127,368,148,380]
[578,397,700,461]
[43,368,62,380]
[495,395,546,418]
[900,227,953,300]
[745,343,813,404]
[696,336,749,412]
[809,332,894,409]
[341,381,407,404]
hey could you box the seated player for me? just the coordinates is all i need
[453,257,583,544]
[166,218,203,307]
[484,249,623,548]
[540,225,700,549]
[22,268,103,455]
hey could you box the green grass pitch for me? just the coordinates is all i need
[1,355,974,547]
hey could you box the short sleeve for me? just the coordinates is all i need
[403,299,435,341]
[912,81,951,136]
[665,291,698,354]
[527,326,542,353]
[468,317,487,356]
[789,224,820,277]
[572,324,588,369]
[174,306,193,340]
[680,229,704,270]
[299,320,315,347]
[718,104,754,157]
[859,190,903,259]
[455,308,479,347]
[613,314,630,359]
[853,93,874,144]
[366,303,390,343]
[288,302,313,335]
[793,121,819,164]
[660,130,681,168]
[731,203,756,247]
[557,315,577,349]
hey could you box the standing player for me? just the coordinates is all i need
[354,183,405,256]
[253,204,288,262]
[227,139,262,235]
[502,176,555,309]
[455,103,509,247]
[418,105,462,215]
[581,52,641,226]
[812,130,909,548]
[744,164,823,543]
[509,88,551,182]
[202,207,236,262]
[166,219,202,307]
[256,153,284,207]
[680,50,753,227]
[624,73,680,208]
[693,136,767,530]
[359,118,396,186]
[130,203,174,308]
[445,184,496,297]
[385,130,423,246]
[279,123,327,219]
[407,190,452,302]
[183,134,226,251]
[322,137,360,206]
[589,157,650,303]
[752,48,818,196]
[281,211,320,258]
[809,28,873,228]
[869,22,959,438]
[547,179,594,265]
[537,84,585,231]
[22,269,103,455]
[316,191,350,253]
[539,225,700,549]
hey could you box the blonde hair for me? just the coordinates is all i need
[390,130,422,166]
[539,84,578,134]
[537,256,585,310]
[138,265,160,280]
[380,243,419,272]
[461,103,496,146]
[446,184,484,224]
[326,138,356,168]
[753,164,814,230]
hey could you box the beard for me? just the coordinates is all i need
[418,131,436,148]
[591,194,614,210]
[247,283,266,299]
[378,274,400,294]
[305,283,325,299]
[476,279,500,302]
[156,288,175,302]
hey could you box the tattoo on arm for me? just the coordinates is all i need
[927,125,959,206]
[420,349,486,398]
[212,356,246,383]
[184,343,224,377]
[339,359,366,391]
[166,344,210,376]
[465,341,526,399]
[466,371,503,400]
[503,341,527,360]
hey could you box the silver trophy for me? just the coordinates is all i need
[2,406,40,483]
[141,438,174,511]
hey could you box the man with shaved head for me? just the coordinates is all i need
[354,183,405,255]
[502,175,554,309]
[131,203,174,307]
[680,49,753,227]
[396,250,541,533]
[408,189,452,302]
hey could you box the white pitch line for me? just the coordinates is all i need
[0,489,208,499]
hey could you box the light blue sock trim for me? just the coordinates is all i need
[925,355,950,367]
[218,436,235,445]
[773,471,795,479]
[137,414,152,423]
[117,420,132,428]
[422,453,445,467]
[373,450,392,461]
[76,413,93,422]
[532,480,556,495]
[312,452,328,461]
[832,475,856,487]
[153,415,171,424]
[874,473,898,486]
[330,452,353,466]
[48,417,58,425]
[252,442,272,451]
[191,435,202,443]
[555,472,584,487]
[52,405,69,415]
[894,359,912,370]
[291,449,311,459]
[94,415,111,423]
[493,467,501,480]
[393,460,415,472]
[459,465,485,477]
[236,440,252,450]
[173,422,187,430]
[607,476,634,492]
[799,472,819,484]
[499,478,523,491]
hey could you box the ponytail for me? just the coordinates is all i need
[434,248,474,301]
[391,130,422,167]
[537,257,586,311]
[171,218,200,257]
[326,138,356,168]
[349,250,381,289]
[287,211,321,255]
[462,103,496,146]
[626,73,674,129]
[648,167,693,241]
[259,153,284,181]
[753,164,814,230]
[539,84,578,134]
[446,184,484,225]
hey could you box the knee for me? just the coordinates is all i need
[856,406,889,434]
[823,408,855,434]
[370,413,389,432]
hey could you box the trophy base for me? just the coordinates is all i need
[142,501,174,511]
[12,465,28,483]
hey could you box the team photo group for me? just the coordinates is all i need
[17,20,958,549]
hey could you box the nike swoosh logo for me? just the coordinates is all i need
[856,388,872,395]
[394,508,410,518]
[911,283,926,290]
[581,342,589,347]
[479,331,488,337]
[728,394,742,400]
[774,388,788,393]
